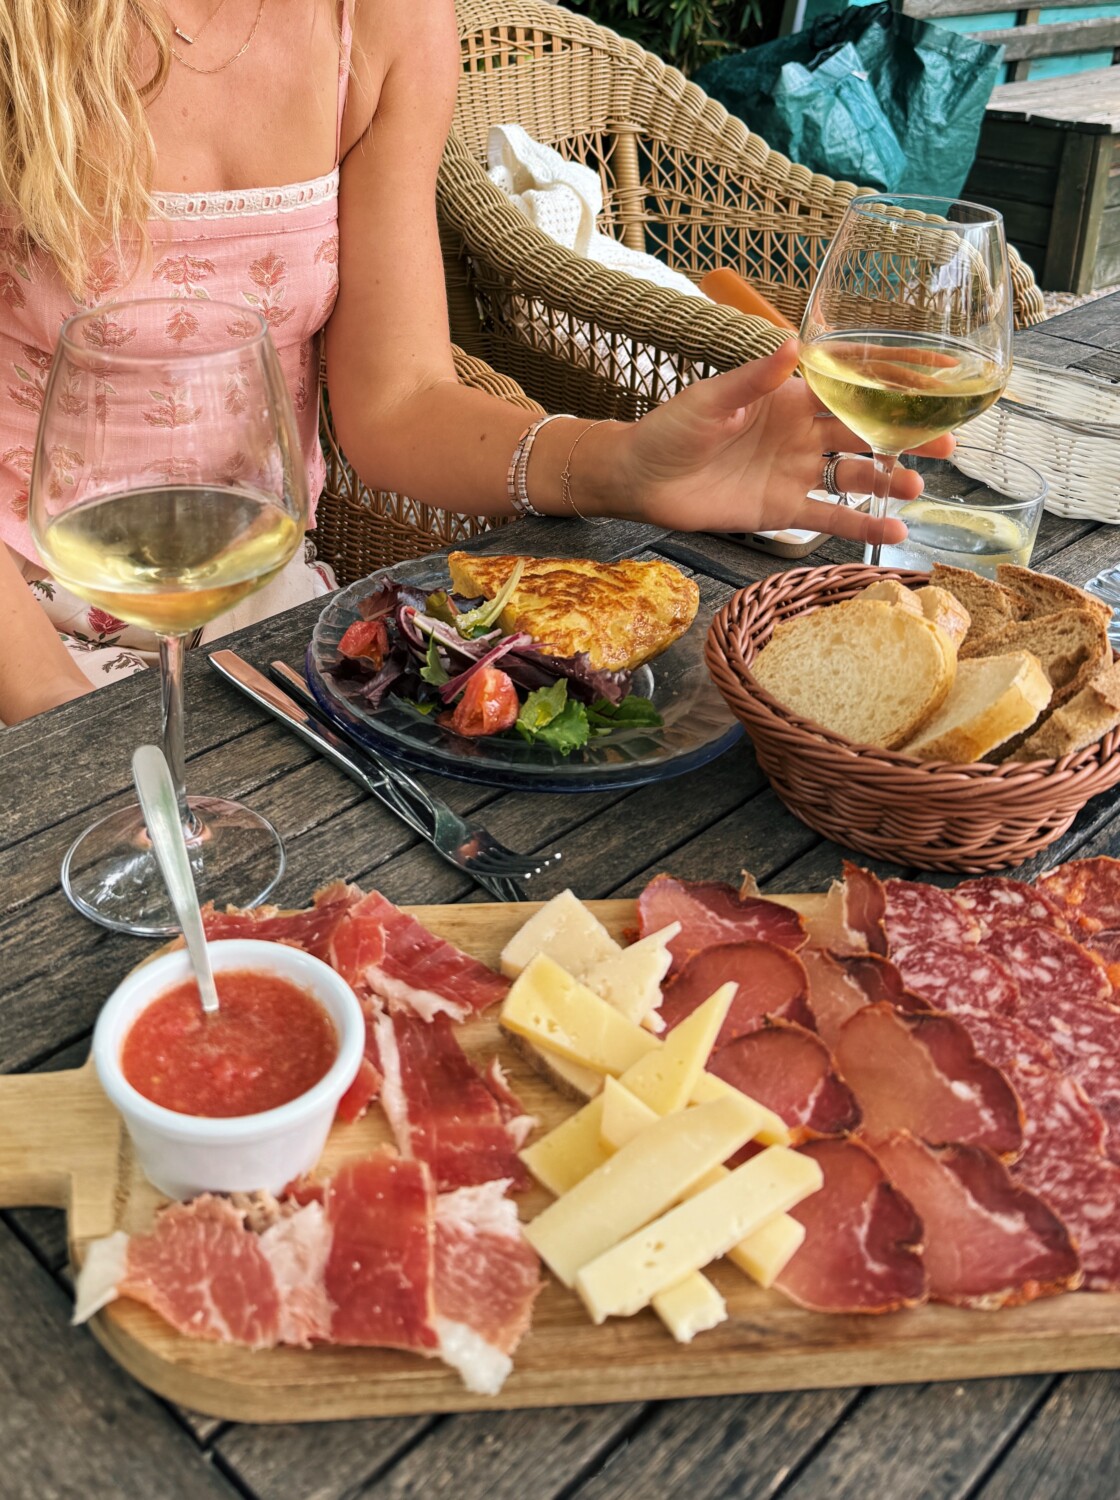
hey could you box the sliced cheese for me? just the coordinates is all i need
[502,955,661,1075]
[598,1076,658,1150]
[728,1211,805,1288]
[575,1147,824,1322]
[617,982,734,1115]
[500,890,620,979]
[581,923,681,1031]
[519,1094,609,1197]
[523,1094,760,1287]
[651,1273,727,1344]
[526,1044,602,1101]
[692,1069,788,1147]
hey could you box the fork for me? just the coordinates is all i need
[266,659,564,885]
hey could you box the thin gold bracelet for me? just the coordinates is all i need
[561,419,611,524]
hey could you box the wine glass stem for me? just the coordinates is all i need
[158,633,200,839]
[867,451,900,567]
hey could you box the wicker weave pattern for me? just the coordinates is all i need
[313,346,541,586]
[706,564,1120,873]
[441,0,1047,421]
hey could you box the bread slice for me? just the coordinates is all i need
[901,652,1052,763]
[959,607,1110,708]
[996,565,1114,632]
[930,564,1022,647]
[1018,659,1120,761]
[859,579,924,616]
[751,598,954,750]
[913,586,971,649]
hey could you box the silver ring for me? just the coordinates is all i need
[821,452,843,496]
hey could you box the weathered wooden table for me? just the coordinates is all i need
[5,295,1120,1500]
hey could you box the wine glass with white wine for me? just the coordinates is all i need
[799,195,1013,564]
[30,298,308,936]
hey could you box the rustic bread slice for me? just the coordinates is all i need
[901,652,1052,763]
[751,598,954,750]
[1018,659,1120,761]
[913,586,971,649]
[929,564,1022,648]
[996,565,1114,632]
[858,579,924,616]
[959,607,1110,709]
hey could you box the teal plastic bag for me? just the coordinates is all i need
[695,2,1004,198]
[773,42,906,192]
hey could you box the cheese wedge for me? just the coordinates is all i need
[575,1147,824,1321]
[651,1274,727,1343]
[580,923,680,1031]
[523,1095,760,1287]
[519,1094,609,1198]
[500,890,621,979]
[615,983,734,1114]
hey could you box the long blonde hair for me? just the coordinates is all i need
[0,1,170,295]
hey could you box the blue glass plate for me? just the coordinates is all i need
[306,563,742,792]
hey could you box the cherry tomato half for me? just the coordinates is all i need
[338,618,390,666]
[446,667,520,737]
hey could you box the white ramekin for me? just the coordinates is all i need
[93,938,364,1200]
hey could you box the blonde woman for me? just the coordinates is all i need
[0,0,946,724]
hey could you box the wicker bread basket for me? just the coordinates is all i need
[705,563,1120,873]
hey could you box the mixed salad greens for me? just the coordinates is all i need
[326,562,663,756]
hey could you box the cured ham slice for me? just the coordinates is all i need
[834,1004,1023,1159]
[707,1021,860,1141]
[773,1139,926,1314]
[883,879,980,962]
[801,949,872,1050]
[433,1181,542,1396]
[335,1055,382,1124]
[1037,855,1120,936]
[760,880,867,955]
[375,1012,532,1191]
[842,862,889,956]
[872,1133,1080,1308]
[659,942,813,1043]
[980,922,1120,1156]
[331,889,509,1020]
[833,953,926,1012]
[891,939,1020,1019]
[201,880,361,961]
[952,877,1069,936]
[637,874,805,974]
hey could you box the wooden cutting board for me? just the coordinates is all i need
[3,899,1120,1424]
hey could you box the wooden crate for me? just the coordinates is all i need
[963,67,1120,295]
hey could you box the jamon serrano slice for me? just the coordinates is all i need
[659,942,813,1043]
[433,1181,542,1396]
[336,1055,382,1124]
[707,1021,860,1141]
[1037,855,1120,936]
[834,1004,1023,1159]
[801,949,872,1050]
[201,880,361,960]
[772,1139,926,1314]
[952,877,1069,936]
[332,889,509,1020]
[891,939,1020,1020]
[637,874,805,974]
[872,1133,1080,1309]
[883,879,981,962]
[842,862,889,956]
[376,1012,532,1191]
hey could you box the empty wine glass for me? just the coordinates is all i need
[30,297,308,936]
[799,194,1014,563]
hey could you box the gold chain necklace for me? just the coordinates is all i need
[170,0,231,47]
[170,0,266,75]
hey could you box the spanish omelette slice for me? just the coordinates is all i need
[446,553,700,671]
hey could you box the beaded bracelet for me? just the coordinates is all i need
[506,412,576,518]
[561,419,611,524]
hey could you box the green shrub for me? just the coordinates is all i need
[566,0,782,78]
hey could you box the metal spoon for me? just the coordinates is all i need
[132,744,220,1015]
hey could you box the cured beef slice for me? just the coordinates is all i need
[201,880,361,961]
[707,1020,861,1141]
[952,877,1069,937]
[833,953,927,1013]
[1037,856,1120,935]
[659,941,813,1043]
[883,879,981,962]
[375,1012,532,1191]
[872,1133,1080,1308]
[891,938,1020,1020]
[773,1139,927,1314]
[637,874,805,973]
[800,949,872,1051]
[834,1004,1023,1159]
[842,862,889,956]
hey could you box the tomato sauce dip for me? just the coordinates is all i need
[121,970,339,1118]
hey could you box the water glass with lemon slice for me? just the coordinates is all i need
[856,447,1047,578]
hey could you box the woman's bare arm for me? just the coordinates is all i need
[0,545,91,724]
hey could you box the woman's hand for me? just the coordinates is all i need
[614,339,955,544]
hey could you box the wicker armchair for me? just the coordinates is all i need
[312,345,542,585]
[439,0,1048,423]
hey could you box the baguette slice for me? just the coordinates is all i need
[930,564,1022,647]
[959,607,1110,709]
[858,579,924,617]
[996,565,1114,632]
[1018,660,1120,761]
[902,652,1052,763]
[751,598,954,750]
[913,586,971,649]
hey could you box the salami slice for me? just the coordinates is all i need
[1037,856,1120,935]
[637,875,806,972]
[952,877,1069,937]
[883,879,981,961]
[1085,929,1120,989]
[707,1020,861,1142]
[872,1134,1080,1308]
[1011,1145,1120,1292]
[772,1138,927,1314]
[841,863,889,956]
[659,941,814,1044]
[891,939,1020,1020]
